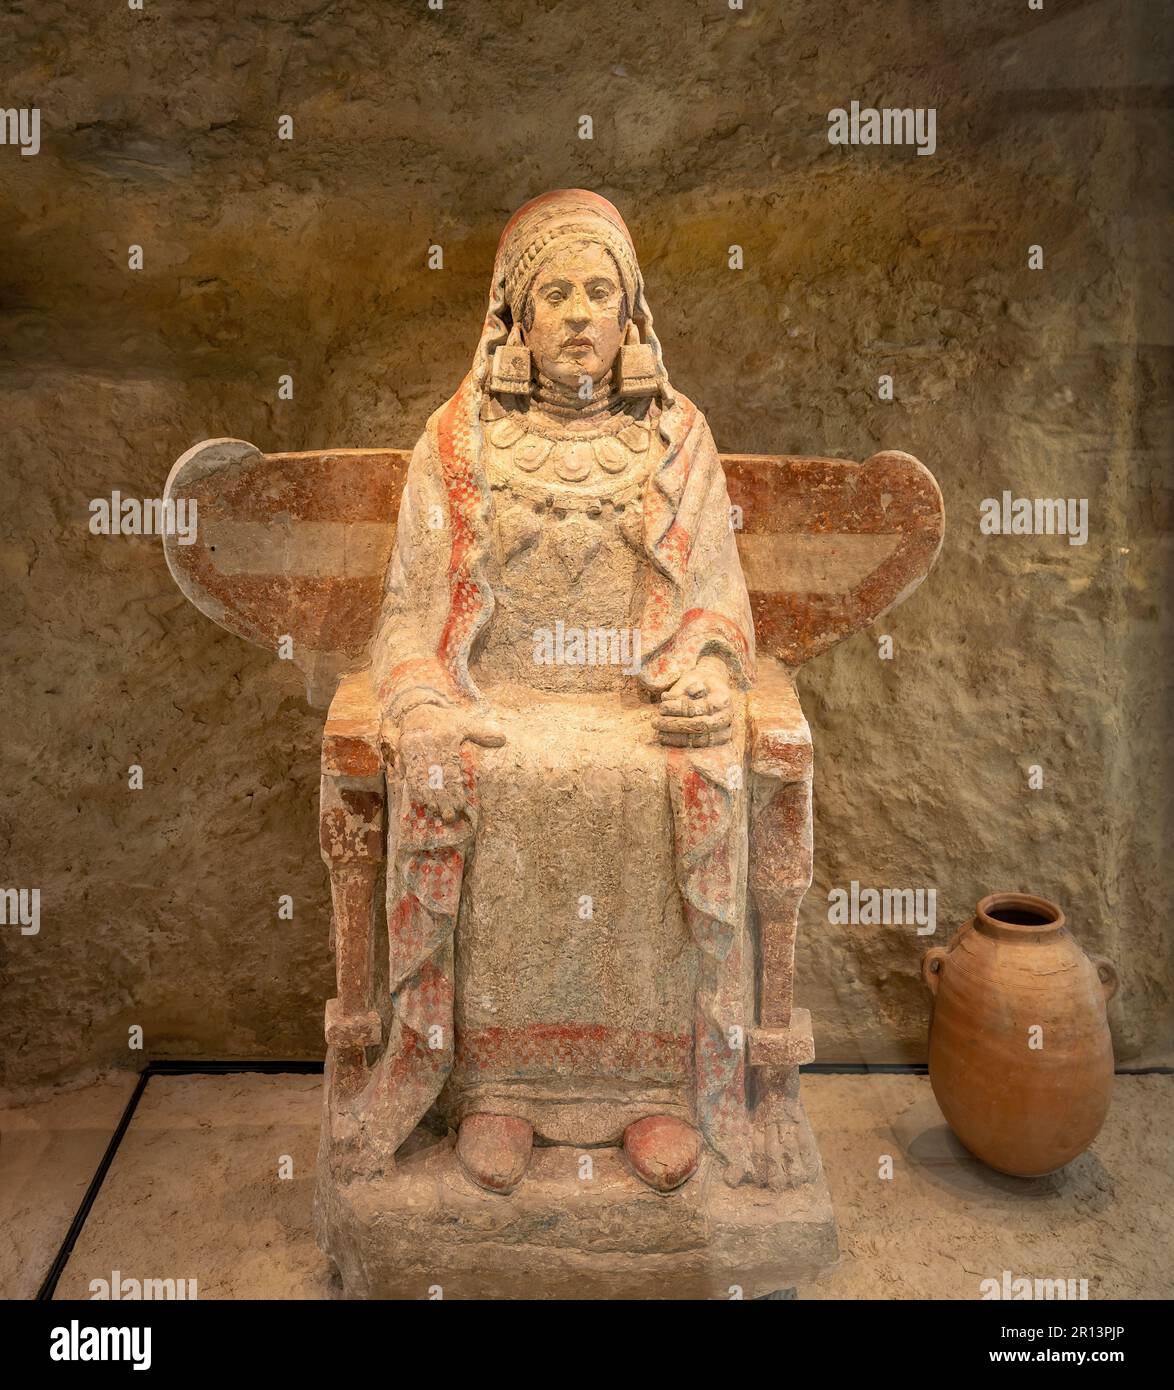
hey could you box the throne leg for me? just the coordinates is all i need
[750,777,811,1030]
[748,776,820,1188]
[320,773,386,1104]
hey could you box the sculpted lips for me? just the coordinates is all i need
[563,335,593,349]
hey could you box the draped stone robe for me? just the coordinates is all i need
[357,373,760,1182]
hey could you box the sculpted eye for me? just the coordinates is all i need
[546,289,565,304]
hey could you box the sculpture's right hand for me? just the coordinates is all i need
[394,705,507,823]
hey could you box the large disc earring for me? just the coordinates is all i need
[616,319,657,399]
[489,323,532,396]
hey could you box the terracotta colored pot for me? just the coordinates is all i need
[922,892,1118,1177]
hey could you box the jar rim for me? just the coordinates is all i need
[976,891,1065,934]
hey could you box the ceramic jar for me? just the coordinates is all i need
[922,892,1118,1177]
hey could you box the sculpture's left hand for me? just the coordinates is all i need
[654,658,732,747]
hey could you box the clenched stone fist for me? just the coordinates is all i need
[653,656,733,748]
[386,705,507,822]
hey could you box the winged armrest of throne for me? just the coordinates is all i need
[162,440,944,1075]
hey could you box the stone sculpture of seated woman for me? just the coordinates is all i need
[359,189,761,1196]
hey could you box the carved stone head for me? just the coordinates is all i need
[474,189,674,408]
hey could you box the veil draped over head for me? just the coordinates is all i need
[469,188,676,417]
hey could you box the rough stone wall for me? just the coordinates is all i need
[1,0,1169,1084]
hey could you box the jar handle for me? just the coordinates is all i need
[921,946,948,995]
[1091,955,1119,1002]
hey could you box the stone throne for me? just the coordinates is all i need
[163,436,943,1298]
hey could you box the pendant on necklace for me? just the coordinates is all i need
[593,437,629,473]
[554,442,595,482]
[514,436,552,471]
[490,416,526,448]
[618,422,650,452]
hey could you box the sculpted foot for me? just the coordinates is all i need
[623,1115,702,1192]
[457,1114,533,1194]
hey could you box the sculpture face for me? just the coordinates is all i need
[522,239,627,388]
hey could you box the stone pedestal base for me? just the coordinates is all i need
[315,1115,839,1300]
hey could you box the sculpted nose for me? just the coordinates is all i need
[565,287,590,326]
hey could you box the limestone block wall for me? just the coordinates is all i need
[1,0,1169,1084]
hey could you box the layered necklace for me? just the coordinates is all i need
[486,370,655,483]
[530,369,625,421]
